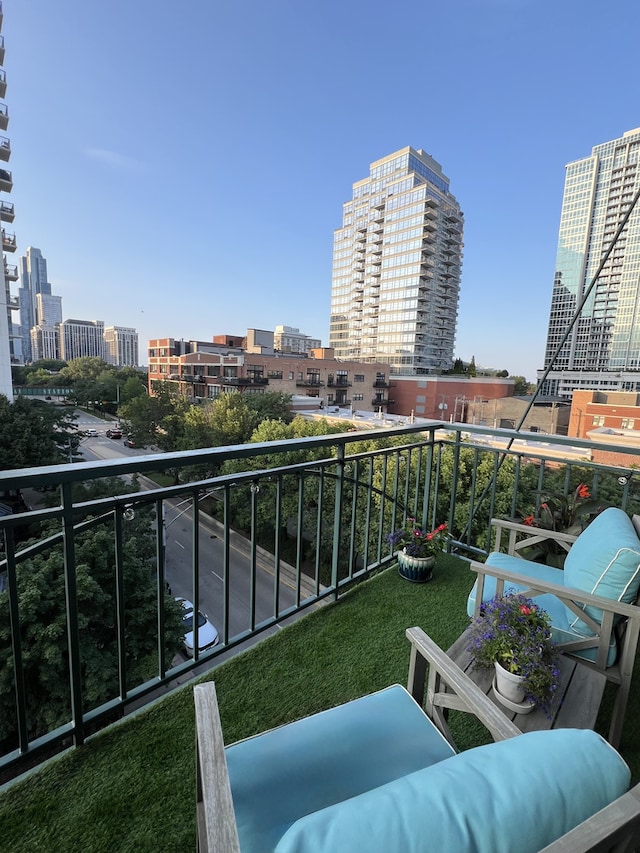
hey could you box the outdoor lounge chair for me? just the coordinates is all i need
[194,628,640,853]
[467,506,640,747]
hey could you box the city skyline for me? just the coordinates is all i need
[5,1,640,381]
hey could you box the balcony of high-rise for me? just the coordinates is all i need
[0,423,639,848]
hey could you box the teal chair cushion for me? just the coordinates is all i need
[225,685,455,853]
[274,729,630,853]
[563,507,640,633]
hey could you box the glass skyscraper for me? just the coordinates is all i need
[539,127,640,398]
[19,246,52,363]
[329,146,463,375]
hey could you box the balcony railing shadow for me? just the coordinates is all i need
[1,422,639,800]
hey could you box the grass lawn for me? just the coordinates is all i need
[0,556,638,852]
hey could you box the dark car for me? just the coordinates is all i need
[123,436,136,447]
[106,429,122,439]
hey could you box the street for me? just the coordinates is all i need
[74,412,302,661]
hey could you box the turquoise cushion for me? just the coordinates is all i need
[564,507,640,633]
[467,552,617,665]
[226,685,455,853]
[274,729,630,853]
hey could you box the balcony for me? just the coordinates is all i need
[371,397,393,406]
[296,378,323,387]
[3,260,16,279]
[0,134,9,163]
[0,104,8,132]
[0,34,4,66]
[0,424,639,843]
[1,228,15,251]
[221,375,269,386]
[0,70,6,101]
[327,377,351,387]
[0,199,14,222]
[0,167,12,192]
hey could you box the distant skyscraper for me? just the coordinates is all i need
[18,246,53,363]
[59,319,105,361]
[103,325,139,367]
[0,4,17,399]
[539,127,640,398]
[329,146,463,375]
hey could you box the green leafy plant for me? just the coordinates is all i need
[522,483,607,537]
[386,518,448,558]
[467,592,560,714]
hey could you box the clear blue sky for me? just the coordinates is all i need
[6,0,640,380]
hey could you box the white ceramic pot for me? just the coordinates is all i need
[494,660,527,703]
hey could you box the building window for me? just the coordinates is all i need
[354,374,365,382]
[621,418,635,429]
[208,385,221,399]
[268,370,283,379]
[592,415,605,426]
[223,367,238,378]
[353,393,364,401]
[207,365,220,377]
[289,371,294,380]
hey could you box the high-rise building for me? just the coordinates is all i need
[103,325,139,367]
[273,325,321,354]
[539,127,640,399]
[18,246,56,363]
[0,3,17,399]
[329,146,463,375]
[59,319,105,361]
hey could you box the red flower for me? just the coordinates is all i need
[519,605,532,615]
[523,514,535,526]
[576,484,590,499]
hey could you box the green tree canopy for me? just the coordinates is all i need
[0,477,184,748]
[0,396,80,470]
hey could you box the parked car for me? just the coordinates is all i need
[175,597,219,655]
[106,429,122,439]
[123,436,136,447]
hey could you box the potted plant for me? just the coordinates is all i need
[386,518,448,583]
[466,592,560,715]
[520,483,608,567]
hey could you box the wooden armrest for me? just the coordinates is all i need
[491,517,578,545]
[194,683,241,853]
[490,517,577,557]
[539,783,640,852]
[406,627,521,743]
[470,560,640,621]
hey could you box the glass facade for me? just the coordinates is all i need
[329,146,464,375]
[541,128,640,395]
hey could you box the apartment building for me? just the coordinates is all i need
[0,3,16,397]
[329,146,463,375]
[103,325,139,367]
[539,128,640,399]
[147,337,394,414]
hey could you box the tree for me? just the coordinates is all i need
[0,396,80,470]
[468,355,477,377]
[510,375,533,396]
[245,392,293,427]
[0,477,184,748]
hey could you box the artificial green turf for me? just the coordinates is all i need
[0,557,637,853]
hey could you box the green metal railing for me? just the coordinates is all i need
[1,421,639,776]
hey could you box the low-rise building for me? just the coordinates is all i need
[147,336,394,414]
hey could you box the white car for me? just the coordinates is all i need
[176,597,219,655]
[86,428,99,437]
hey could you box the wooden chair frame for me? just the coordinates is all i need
[470,517,640,748]
[195,628,640,852]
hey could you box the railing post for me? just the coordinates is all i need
[331,444,345,596]
[61,481,84,746]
